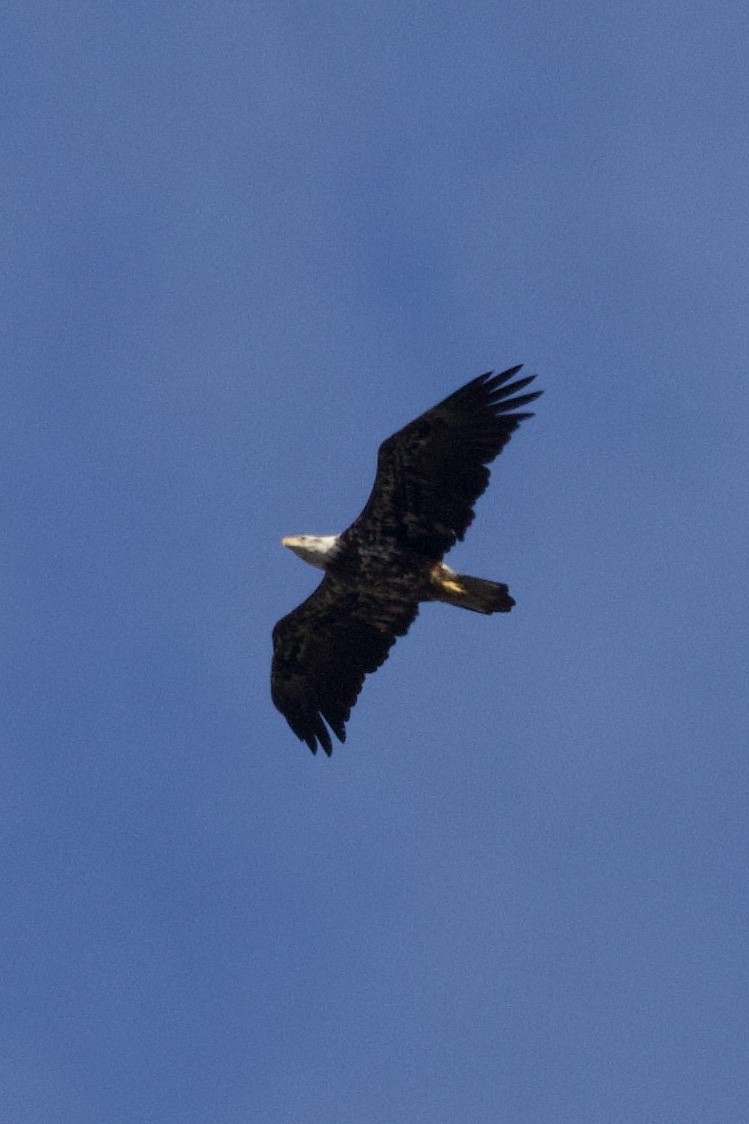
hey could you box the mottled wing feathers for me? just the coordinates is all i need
[271,575,419,755]
[350,366,541,557]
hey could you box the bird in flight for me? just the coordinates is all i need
[271,366,542,755]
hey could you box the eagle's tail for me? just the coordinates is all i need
[429,564,515,615]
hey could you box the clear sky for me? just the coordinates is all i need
[3,3,748,1121]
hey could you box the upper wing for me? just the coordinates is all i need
[271,575,419,755]
[347,366,541,558]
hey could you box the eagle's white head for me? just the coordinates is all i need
[282,534,341,570]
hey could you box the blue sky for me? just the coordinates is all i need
[3,2,748,1120]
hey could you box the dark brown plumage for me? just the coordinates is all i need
[271,367,542,755]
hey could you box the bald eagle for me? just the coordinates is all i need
[271,366,542,755]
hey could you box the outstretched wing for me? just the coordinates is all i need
[346,366,541,558]
[271,575,419,755]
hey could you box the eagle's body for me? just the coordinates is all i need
[271,366,542,755]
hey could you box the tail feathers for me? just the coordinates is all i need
[432,569,515,614]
